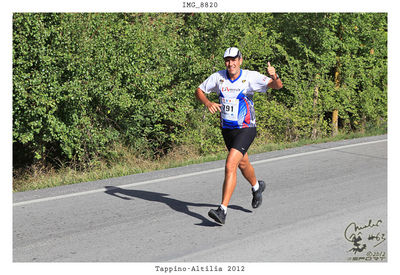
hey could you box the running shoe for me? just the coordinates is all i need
[208,207,226,224]
[252,180,266,208]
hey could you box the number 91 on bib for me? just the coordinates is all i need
[221,98,239,121]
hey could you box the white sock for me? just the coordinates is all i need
[220,204,228,214]
[252,181,259,192]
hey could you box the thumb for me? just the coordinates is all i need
[267,61,271,67]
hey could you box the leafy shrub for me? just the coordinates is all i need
[13,13,387,170]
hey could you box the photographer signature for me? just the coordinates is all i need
[344,219,386,254]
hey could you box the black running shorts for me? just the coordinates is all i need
[221,127,257,156]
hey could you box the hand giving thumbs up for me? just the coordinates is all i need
[267,62,278,80]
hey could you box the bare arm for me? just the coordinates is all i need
[195,88,222,114]
[266,62,283,90]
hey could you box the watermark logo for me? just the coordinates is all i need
[344,218,386,261]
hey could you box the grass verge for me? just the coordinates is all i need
[13,127,387,192]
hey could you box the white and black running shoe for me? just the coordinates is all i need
[208,206,226,225]
[252,180,266,208]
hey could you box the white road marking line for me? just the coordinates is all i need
[13,139,386,207]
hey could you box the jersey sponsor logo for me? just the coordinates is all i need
[242,79,246,83]
[222,87,241,92]
[219,79,224,83]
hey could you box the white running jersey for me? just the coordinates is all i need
[199,69,271,129]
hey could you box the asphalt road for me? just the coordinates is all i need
[13,135,387,262]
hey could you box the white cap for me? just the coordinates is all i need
[223,47,242,59]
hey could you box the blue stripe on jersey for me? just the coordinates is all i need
[236,90,246,100]
[237,92,247,123]
[237,90,252,127]
[222,119,240,128]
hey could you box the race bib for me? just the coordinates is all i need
[221,98,239,121]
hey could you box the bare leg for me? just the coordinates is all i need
[238,153,258,187]
[221,148,244,207]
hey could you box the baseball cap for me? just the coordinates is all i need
[223,47,242,59]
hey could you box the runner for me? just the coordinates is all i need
[195,47,283,224]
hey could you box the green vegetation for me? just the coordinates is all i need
[13,127,387,192]
[13,13,387,191]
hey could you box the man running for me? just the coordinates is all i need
[195,47,283,225]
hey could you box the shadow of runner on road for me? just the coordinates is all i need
[104,186,252,227]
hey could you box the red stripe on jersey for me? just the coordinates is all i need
[243,98,251,128]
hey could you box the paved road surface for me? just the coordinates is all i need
[13,135,387,262]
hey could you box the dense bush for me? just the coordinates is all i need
[13,13,387,169]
